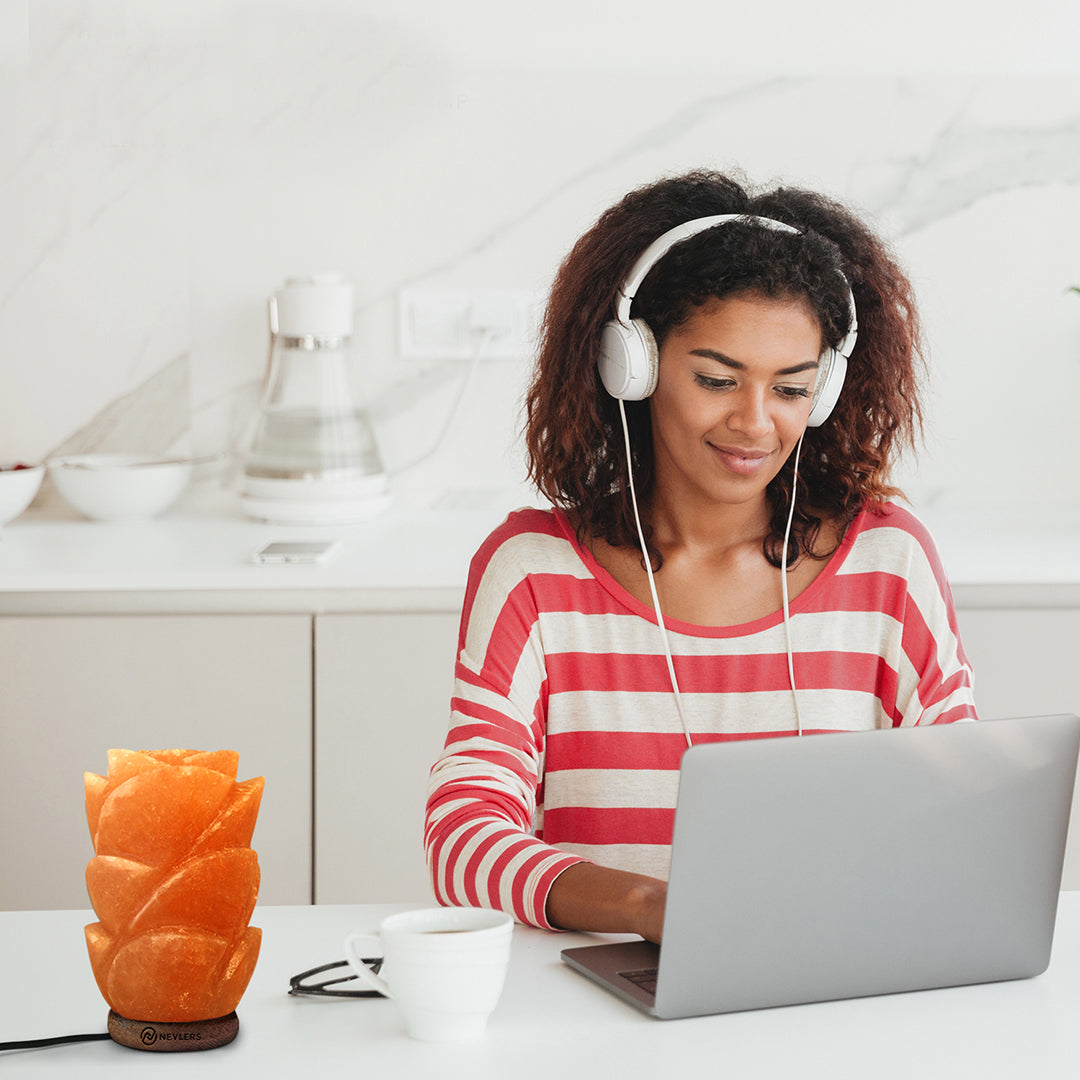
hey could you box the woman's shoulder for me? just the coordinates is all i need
[460,506,600,634]
[466,505,590,588]
[487,505,564,543]
[840,499,954,591]
[850,500,940,552]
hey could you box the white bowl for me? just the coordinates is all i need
[49,454,193,521]
[0,464,45,525]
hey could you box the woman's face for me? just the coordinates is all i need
[649,292,823,513]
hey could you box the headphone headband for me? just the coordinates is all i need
[598,214,858,425]
[615,215,798,322]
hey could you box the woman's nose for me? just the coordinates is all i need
[727,389,773,437]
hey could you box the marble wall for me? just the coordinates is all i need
[2,1,1079,513]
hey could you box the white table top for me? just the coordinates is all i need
[4,897,1080,1078]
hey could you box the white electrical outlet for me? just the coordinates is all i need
[398,290,541,359]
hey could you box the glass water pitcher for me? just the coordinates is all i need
[241,274,390,523]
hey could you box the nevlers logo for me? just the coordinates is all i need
[139,1025,203,1046]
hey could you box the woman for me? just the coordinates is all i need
[424,169,977,946]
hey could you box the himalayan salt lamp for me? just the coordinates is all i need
[84,749,264,1052]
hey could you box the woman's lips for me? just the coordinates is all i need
[708,443,773,475]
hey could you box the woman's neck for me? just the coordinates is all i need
[645,488,772,563]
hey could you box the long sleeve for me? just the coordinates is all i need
[424,512,585,929]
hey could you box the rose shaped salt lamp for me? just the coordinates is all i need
[84,749,264,1051]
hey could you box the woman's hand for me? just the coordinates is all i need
[545,862,668,944]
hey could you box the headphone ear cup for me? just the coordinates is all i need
[597,318,659,400]
[806,348,847,427]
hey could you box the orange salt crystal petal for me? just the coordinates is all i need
[106,928,231,1023]
[130,849,260,937]
[84,772,109,844]
[85,856,162,934]
[184,750,239,779]
[95,767,233,867]
[106,749,164,785]
[208,926,262,1018]
[146,749,197,766]
[84,922,115,1004]
[189,776,265,855]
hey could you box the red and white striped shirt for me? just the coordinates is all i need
[425,502,977,929]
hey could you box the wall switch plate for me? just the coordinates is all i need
[398,290,541,359]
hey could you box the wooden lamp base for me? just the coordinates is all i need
[107,1010,239,1052]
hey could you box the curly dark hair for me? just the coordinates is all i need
[524,169,925,567]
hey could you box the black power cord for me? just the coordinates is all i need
[2,956,385,1050]
[1,1032,110,1051]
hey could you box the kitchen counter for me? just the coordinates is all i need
[0,484,527,614]
[1,483,1079,614]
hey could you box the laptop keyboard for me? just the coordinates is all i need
[619,968,658,997]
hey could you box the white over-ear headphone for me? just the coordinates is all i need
[596,214,859,427]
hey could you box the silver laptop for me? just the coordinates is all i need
[561,713,1080,1019]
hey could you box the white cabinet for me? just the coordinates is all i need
[2,603,1076,912]
[957,607,1080,888]
[313,612,460,904]
[0,614,313,910]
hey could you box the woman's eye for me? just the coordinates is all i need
[693,373,734,391]
[776,385,811,399]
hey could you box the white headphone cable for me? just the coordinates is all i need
[781,433,805,736]
[618,402,805,746]
[618,399,693,749]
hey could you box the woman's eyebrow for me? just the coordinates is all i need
[688,348,820,376]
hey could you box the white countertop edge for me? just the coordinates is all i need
[0,587,467,616]
[2,583,1076,617]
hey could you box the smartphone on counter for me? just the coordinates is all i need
[252,539,341,565]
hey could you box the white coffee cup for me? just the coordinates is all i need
[344,907,514,1042]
